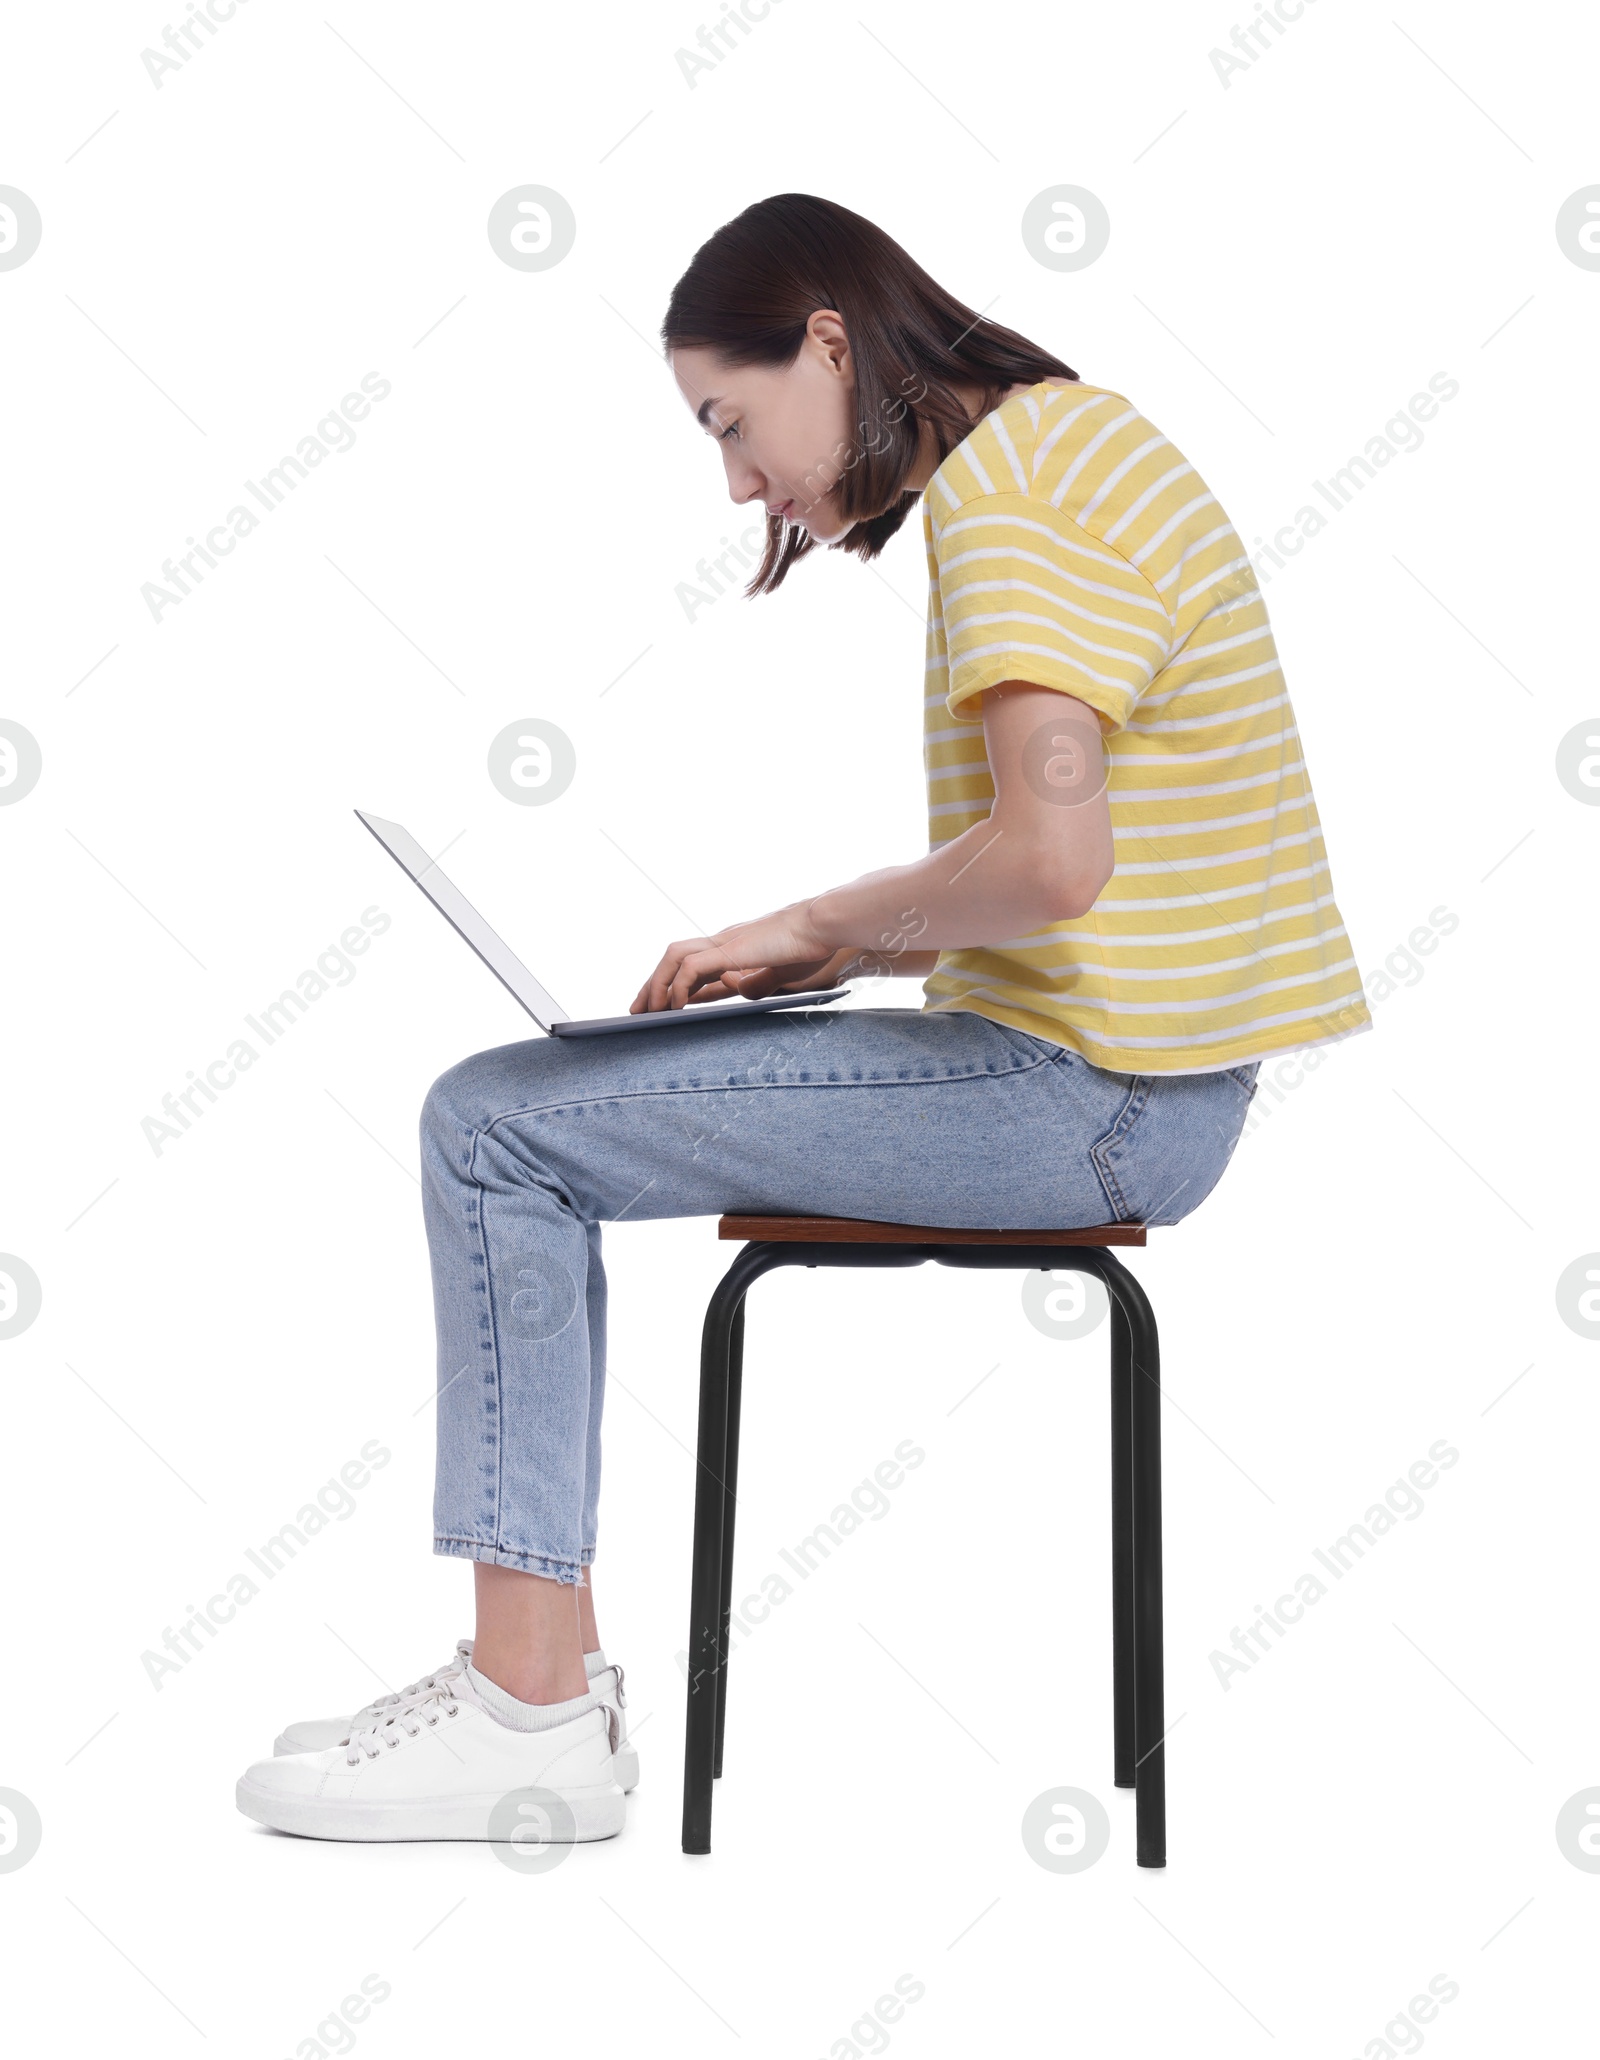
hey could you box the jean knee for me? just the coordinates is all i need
[420,1059,471,1156]
[421,1047,515,1154]
[421,1039,574,1168]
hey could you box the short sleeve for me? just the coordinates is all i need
[931,491,1172,732]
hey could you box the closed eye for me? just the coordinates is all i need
[719,421,741,442]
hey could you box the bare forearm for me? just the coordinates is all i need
[809,816,1100,964]
[833,945,940,980]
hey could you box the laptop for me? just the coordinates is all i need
[355,811,848,1038]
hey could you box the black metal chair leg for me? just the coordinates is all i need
[1109,1290,1135,1790]
[681,1270,740,1854]
[713,1298,745,1779]
[1103,1254,1165,1868]
[682,1244,792,1854]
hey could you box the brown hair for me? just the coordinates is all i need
[660,192,1077,596]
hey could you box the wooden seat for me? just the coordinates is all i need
[718,1212,1145,1247]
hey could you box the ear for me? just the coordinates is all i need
[804,307,852,377]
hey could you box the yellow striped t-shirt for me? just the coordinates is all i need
[920,377,1371,1074]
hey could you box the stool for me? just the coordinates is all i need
[681,1213,1167,1867]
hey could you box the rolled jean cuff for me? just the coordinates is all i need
[434,1535,588,1587]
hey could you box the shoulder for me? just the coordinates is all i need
[925,380,1226,611]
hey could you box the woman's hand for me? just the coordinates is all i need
[631,903,844,1013]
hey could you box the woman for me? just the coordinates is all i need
[236,193,1369,1843]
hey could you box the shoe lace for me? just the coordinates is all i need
[346,1675,465,1765]
[354,1641,472,1725]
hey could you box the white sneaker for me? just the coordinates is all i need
[237,1668,625,1843]
[275,1640,640,1793]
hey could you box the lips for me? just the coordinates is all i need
[767,500,794,520]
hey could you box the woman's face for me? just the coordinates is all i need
[670,313,861,542]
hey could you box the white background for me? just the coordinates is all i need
[3,0,1598,2051]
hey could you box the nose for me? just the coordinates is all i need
[723,453,765,506]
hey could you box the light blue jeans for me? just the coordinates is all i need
[419,1005,1257,1585]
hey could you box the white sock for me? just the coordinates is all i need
[584,1647,608,1676]
[465,1662,603,1733]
